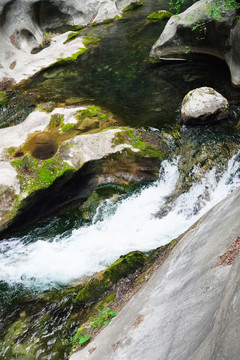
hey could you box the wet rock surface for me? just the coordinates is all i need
[0,105,167,234]
[0,0,133,85]
[70,185,240,360]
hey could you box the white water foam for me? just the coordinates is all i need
[1,154,240,290]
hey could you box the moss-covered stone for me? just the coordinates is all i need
[82,37,101,46]
[147,10,173,20]
[92,16,121,27]
[116,128,164,158]
[0,91,8,105]
[123,1,143,12]
[11,155,75,194]
[66,32,79,42]
[54,48,87,65]
[76,251,146,304]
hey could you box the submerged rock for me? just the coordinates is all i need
[0,105,167,234]
[150,0,240,86]
[147,10,172,20]
[181,87,229,125]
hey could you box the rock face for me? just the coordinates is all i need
[0,105,166,234]
[150,0,240,86]
[70,184,240,360]
[181,87,229,125]
[0,0,133,85]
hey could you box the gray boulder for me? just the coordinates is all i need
[150,0,240,86]
[181,87,229,125]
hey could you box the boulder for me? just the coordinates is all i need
[150,0,240,87]
[0,105,167,234]
[181,87,229,125]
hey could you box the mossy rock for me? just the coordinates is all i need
[0,91,8,105]
[123,1,143,12]
[147,10,173,20]
[76,251,146,304]
[104,251,146,282]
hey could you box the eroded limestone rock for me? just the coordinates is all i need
[181,87,229,125]
[0,0,133,85]
[0,105,166,234]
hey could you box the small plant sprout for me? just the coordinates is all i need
[91,307,117,329]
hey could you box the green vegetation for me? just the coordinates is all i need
[66,334,91,349]
[67,32,79,41]
[169,0,240,26]
[48,113,64,130]
[48,113,76,133]
[74,105,106,121]
[53,37,100,66]
[12,155,74,193]
[147,10,173,20]
[36,102,55,113]
[92,16,122,26]
[67,307,116,350]
[61,123,76,132]
[114,128,164,158]
[76,251,146,304]
[82,36,101,46]
[91,307,116,328]
[123,1,143,12]
[54,48,87,65]
[0,91,8,105]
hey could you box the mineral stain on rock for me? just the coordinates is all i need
[29,132,58,160]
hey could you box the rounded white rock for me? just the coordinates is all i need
[181,87,229,125]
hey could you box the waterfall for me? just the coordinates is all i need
[1,153,240,290]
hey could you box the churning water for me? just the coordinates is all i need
[1,153,240,291]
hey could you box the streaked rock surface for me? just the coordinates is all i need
[70,184,240,360]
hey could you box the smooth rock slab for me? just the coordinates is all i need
[70,185,240,360]
[181,87,229,125]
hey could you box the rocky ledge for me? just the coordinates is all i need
[0,104,169,234]
[0,0,141,86]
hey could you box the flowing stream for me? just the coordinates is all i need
[1,154,240,291]
[1,0,240,359]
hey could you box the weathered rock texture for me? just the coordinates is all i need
[181,87,229,125]
[0,0,133,84]
[150,0,240,86]
[0,105,166,233]
[70,184,240,360]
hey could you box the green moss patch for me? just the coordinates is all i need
[92,16,121,26]
[73,105,116,134]
[54,49,87,65]
[147,10,173,20]
[76,251,146,304]
[66,32,79,42]
[82,37,101,46]
[115,128,164,158]
[123,1,143,12]
[12,155,74,194]
[61,123,76,133]
[0,91,8,105]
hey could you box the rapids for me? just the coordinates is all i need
[1,153,240,290]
